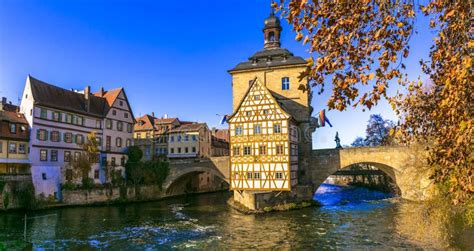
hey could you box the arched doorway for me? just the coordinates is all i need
[164,168,229,197]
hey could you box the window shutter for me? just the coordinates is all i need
[45,130,49,141]
[58,112,62,122]
[36,129,40,140]
[58,132,61,142]
[72,134,76,143]
[63,133,67,142]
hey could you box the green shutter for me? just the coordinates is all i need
[36,129,40,140]
[58,112,62,122]
[45,130,49,141]
[72,134,76,143]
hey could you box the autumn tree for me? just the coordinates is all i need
[275,1,472,204]
[69,131,100,188]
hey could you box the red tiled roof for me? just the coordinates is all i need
[134,114,156,131]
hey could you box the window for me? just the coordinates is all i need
[263,109,269,115]
[40,108,47,119]
[111,157,116,166]
[192,135,197,141]
[106,136,111,151]
[170,148,174,154]
[185,147,189,153]
[184,135,189,141]
[10,123,16,134]
[170,136,174,142]
[119,101,123,106]
[51,150,58,162]
[112,110,117,116]
[127,123,132,133]
[136,133,141,139]
[254,172,260,179]
[96,120,102,129]
[52,111,61,121]
[268,31,275,41]
[42,173,47,180]
[64,151,71,162]
[74,116,84,125]
[65,114,73,123]
[50,131,60,142]
[177,147,181,153]
[40,149,47,161]
[18,144,26,154]
[254,95,260,100]
[276,145,284,155]
[117,121,123,131]
[96,137,102,146]
[247,172,252,179]
[178,135,182,142]
[64,132,73,143]
[145,132,150,139]
[276,172,283,179]
[254,124,261,134]
[124,113,129,118]
[243,146,251,155]
[282,77,290,90]
[192,147,196,153]
[94,170,100,179]
[75,134,84,145]
[8,143,17,154]
[235,126,243,136]
[259,145,267,155]
[126,139,132,147]
[246,111,252,116]
[116,137,122,147]
[274,124,282,134]
[74,152,81,161]
[37,129,48,141]
[106,119,112,129]
[233,146,240,156]
[121,157,126,166]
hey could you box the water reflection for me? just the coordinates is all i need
[0,185,472,249]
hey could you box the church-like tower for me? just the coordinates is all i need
[228,11,315,210]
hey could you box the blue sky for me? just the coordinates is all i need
[0,0,434,149]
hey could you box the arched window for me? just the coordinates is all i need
[268,31,275,41]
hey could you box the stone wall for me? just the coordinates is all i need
[0,177,34,210]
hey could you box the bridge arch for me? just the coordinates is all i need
[163,165,229,196]
[311,146,433,201]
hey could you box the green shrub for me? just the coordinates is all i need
[81,177,94,190]
[127,146,143,162]
[62,182,77,190]
[3,192,9,209]
[125,160,169,187]
[17,183,36,209]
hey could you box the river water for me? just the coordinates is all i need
[1,184,472,250]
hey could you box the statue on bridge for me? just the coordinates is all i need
[335,132,342,149]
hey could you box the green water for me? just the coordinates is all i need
[0,185,472,250]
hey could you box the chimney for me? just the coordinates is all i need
[84,86,91,112]
[151,112,155,118]
[99,87,105,96]
[1,97,6,105]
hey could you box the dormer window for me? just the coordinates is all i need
[282,77,290,90]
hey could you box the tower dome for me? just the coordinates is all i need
[263,11,282,49]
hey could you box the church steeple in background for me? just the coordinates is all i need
[263,8,282,49]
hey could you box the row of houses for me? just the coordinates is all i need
[133,114,229,160]
[0,76,229,200]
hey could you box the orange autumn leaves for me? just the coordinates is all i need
[276,0,473,204]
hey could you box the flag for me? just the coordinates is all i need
[319,109,333,127]
[219,115,228,125]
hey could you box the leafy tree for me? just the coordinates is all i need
[275,1,472,204]
[69,131,99,187]
[351,137,366,147]
[127,146,143,163]
[364,114,395,146]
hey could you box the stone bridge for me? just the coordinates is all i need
[163,146,433,201]
[311,146,433,201]
[163,157,230,195]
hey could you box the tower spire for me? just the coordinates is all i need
[263,4,282,49]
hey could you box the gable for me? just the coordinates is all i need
[228,78,290,123]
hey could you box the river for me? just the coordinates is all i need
[1,184,472,250]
